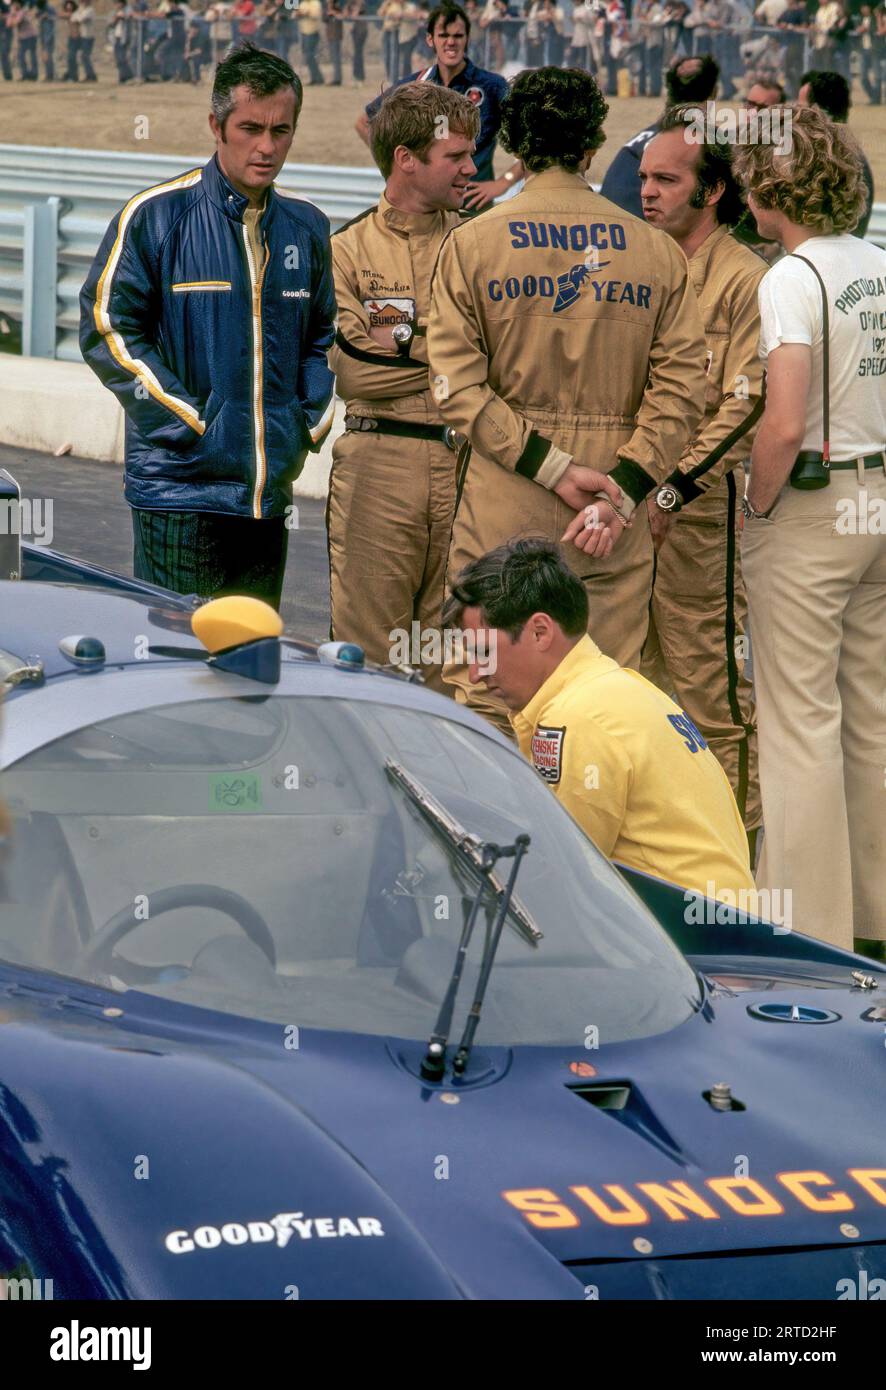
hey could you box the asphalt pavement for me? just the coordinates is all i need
[2,444,331,644]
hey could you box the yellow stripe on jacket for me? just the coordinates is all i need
[93,168,206,433]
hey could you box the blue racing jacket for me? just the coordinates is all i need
[599,120,661,221]
[80,154,336,519]
[365,57,508,184]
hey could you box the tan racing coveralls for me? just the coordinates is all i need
[328,194,461,690]
[426,166,708,728]
[641,225,765,831]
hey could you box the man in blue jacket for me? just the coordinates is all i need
[355,4,525,211]
[599,54,720,221]
[80,43,336,608]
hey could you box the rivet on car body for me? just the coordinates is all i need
[439,1092,460,1105]
[840,1223,860,1239]
[633,1237,653,1254]
[102,1007,123,1019]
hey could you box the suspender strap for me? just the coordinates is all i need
[789,253,830,465]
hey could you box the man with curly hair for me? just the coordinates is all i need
[733,104,886,955]
[427,65,707,730]
[797,70,875,239]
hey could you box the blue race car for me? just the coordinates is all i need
[1,519,885,1302]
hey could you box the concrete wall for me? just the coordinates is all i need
[0,355,338,499]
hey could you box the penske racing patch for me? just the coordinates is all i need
[531,725,566,785]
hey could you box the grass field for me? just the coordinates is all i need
[2,60,884,191]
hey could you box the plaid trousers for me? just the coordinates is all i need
[131,508,289,610]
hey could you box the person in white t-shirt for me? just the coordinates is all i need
[733,104,886,958]
[753,0,787,25]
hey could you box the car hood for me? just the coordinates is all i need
[1,968,885,1299]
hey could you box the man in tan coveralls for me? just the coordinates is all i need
[427,66,708,729]
[638,109,765,850]
[328,82,480,689]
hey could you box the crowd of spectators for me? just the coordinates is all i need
[0,0,883,99]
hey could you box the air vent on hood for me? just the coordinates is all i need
[568,1081,694,1168]
[570,1082,631,1111]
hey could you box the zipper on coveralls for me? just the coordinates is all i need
[241,223,270,519]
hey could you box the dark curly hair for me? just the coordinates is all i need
[799,69,851,123]
[499,67,608,175]
[657,105,747,227]
[664,54,720,105]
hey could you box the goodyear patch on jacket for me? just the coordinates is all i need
[486,272,650,312]
[363,297,415,329]
[531,725,566,785]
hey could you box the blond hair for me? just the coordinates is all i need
[732,104,867,234]
[370,81,481,179]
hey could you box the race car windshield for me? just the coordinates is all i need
[1,696,700,1046]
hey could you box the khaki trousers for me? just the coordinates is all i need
[741,465,886,949]
[642,473,762,831]
[444,446,654,733]
[327,431,457,693]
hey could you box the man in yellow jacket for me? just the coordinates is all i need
[447,538,755,902]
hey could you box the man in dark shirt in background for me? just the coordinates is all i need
[600,54,719,219]
[356,3,524,210]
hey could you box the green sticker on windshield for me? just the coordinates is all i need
[210,773,263,811]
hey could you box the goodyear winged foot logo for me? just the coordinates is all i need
[553,261,611,314]
[165,1210,385,1254]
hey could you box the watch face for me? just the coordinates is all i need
[392,325,412,346]
[657,486,678,511]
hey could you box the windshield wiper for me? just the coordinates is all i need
[385,758,537,1081]
[450,832,530,1077]
[384,759,541,949]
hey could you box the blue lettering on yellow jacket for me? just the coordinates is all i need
[486,270,651,313]
[508,221,628,252]
[667,712,709,753]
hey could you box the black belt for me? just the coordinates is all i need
[828,452,886,470]
[344,415,465,452]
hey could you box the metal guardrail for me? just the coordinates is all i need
[0,144,883,363]
[0,145,384,362]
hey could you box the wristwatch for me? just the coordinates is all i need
[741,495,770,520]
[392,323,414,355]
[655,484,682,513]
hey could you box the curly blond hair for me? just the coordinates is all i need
[732,104,867,234]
